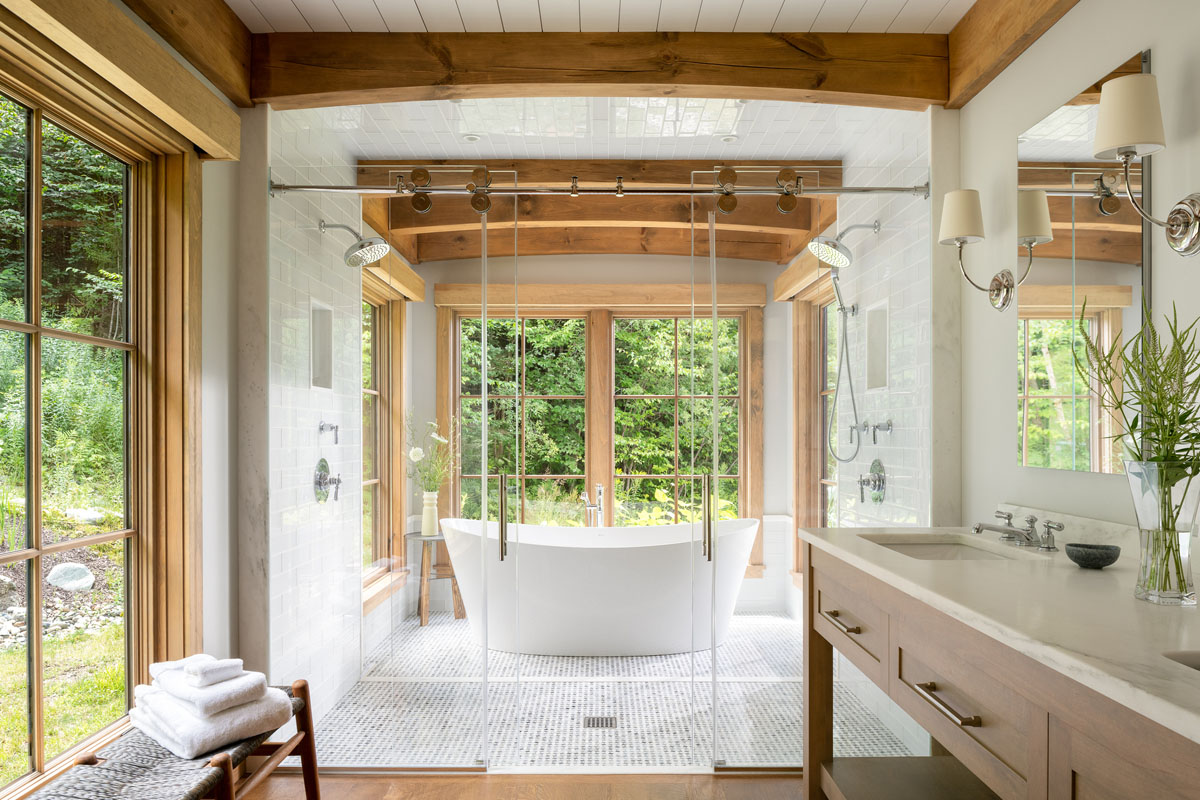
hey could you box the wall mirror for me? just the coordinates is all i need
[1015,52,1149,474]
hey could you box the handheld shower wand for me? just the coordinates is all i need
[808,221,881,464]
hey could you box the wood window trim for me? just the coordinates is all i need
[791,275,836,587]
[435,286,767,578]
[0,38,202,800]
[361,273,407,604]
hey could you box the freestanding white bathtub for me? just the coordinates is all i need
[440,518,759,656]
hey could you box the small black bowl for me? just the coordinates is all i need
[1065,543,1121,570]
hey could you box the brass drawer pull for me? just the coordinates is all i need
[914,681,982,728]
[820,609,862,635]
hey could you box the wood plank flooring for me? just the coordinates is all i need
[243,773,804,800]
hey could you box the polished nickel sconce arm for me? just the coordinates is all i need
[953,240,1016,312]
[1118,152,1200,256]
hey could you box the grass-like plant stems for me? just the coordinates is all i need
[1075,302,1200,594]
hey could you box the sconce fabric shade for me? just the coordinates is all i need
[1093,73,1166,160]
[939,189,985,245]
[1017,190,1053,245]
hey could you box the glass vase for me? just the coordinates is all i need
[1125,461,1200,606]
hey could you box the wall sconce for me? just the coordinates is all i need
[1094,73,1200,256]
[940,189,1053,312]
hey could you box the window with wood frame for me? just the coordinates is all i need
[0,90,133,789]
[361,275,407,607]
[1016,285,1131,474]
[818,300,840,526]
[613,316,740,525]
[437,285,764,570]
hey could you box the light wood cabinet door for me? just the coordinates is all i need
[1049,716,1200,800]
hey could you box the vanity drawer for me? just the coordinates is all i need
[891,618,1044,800]
[811,564,888,685]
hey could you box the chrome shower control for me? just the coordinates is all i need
[314,458,342,503]
[857,459,886,503]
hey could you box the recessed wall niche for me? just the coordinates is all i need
[310,300,333,390]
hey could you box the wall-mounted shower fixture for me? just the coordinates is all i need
[869,420,893,444]
[319,421,339,444]
[858,459,886,504]
[314,458,342,504]
[810,220,882,465]
[319,220,390,268]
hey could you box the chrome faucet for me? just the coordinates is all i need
[972,511,1040,546]
[1039,520,1063,552]
[581,483,604,527]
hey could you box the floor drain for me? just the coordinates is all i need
[583,715,617,729]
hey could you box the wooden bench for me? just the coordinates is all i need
[30,680,320,800]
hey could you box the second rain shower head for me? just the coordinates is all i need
[806,220,882,269]
[320,220,391,267]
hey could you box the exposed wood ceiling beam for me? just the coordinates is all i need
[122,0,253,108]
[384,194,816,238]
[0,0,240,158]
[252,32,949,111]
[357,159,845,190]
[1066,54,1142,106]
[1018,164,1143,265]
[947,0,1082,109]
[416,227,786,263]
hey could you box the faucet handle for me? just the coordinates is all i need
[580,490,590,505]
[994,510,1013,525]
[1039,520,1063,552]
[1024,514,1038,529]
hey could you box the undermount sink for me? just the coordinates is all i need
[1165,651,1200,671]
[858,532,1047,561]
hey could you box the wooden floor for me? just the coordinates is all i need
[243,773,804,800]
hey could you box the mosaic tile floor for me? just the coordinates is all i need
[311,612,911,768]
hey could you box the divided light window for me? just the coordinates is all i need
[362,300,388,579]
[0,92,132,787]
[613,317,739,525]
[458,317,586,525]
[1017,316,1101,471]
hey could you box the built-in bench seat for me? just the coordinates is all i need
[30,680,320,800]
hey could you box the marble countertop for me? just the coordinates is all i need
[798,525,1200,746]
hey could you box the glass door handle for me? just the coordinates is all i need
[701,474,714,562]
[498,473,509,561]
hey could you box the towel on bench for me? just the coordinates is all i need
[156,667,267,716]
[131,685,293,759]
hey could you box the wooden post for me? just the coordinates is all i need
[291,679,322,800]
[802,542,833,799]
[208,752,235,800]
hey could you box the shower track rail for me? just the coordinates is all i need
[270,182,931,198]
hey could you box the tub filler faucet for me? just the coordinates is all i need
[581,484,604,526]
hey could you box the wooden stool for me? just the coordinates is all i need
[406,531,466,626]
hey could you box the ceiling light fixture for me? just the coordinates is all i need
[462,133,481,143]
[720,135,738,144]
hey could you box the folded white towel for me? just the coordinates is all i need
[149,653,215,679]
[184,657,245,688]
[156,668,267,717]
[130,686,293,759]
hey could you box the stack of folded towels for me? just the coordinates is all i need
[130,654,293,759]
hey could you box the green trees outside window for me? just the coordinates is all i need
[0,92,130,788]
[1017,317,1095,471]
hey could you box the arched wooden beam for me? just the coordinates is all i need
[252,32,948,111]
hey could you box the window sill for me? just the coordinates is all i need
[363,570,409,615]
[0,717,130,800]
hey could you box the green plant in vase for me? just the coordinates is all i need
[1076,303,1200,605]
[407,416,457,538]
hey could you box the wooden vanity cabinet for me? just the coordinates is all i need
[804,544,1200,800]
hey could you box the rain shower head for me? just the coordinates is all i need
[806,236,853,269]
[320,220,391,267]
[806,220,882,269]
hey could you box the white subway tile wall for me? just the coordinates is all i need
[267,107,365,723]
[828,109,933,528]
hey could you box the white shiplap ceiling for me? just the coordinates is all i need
[229,0,975,34]
[1018,104,1099,163]
[277,96,917,161]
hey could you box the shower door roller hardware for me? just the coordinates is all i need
[858,459,886,504]
[869,420,893,444]
[314,458,342,503]
[318,421,339,444]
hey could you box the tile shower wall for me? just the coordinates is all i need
[265,108,364,723]
[828,109,933,528]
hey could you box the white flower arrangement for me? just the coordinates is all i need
[407,415,456,493]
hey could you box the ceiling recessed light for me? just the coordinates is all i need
[720,135,738,144]
[462,133,481,143]
[449,98,464,104]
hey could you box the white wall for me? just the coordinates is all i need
[958,0,1200,526]
[201,161,238,658]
